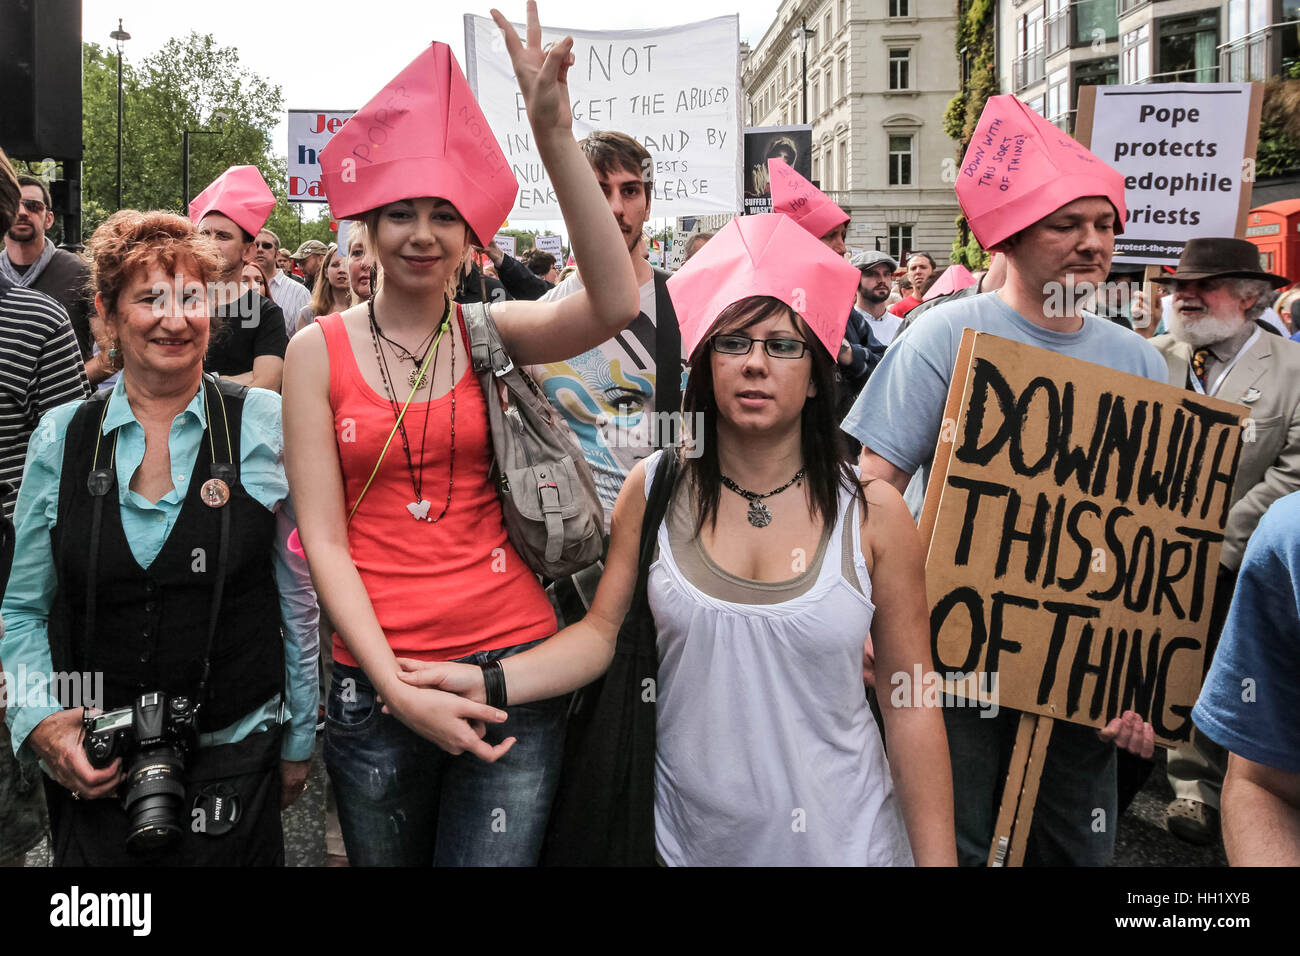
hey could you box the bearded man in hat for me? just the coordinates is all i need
[842,95,1168,867]
[1147,237,1300,845]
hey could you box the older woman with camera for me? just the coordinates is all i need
[0,198,318,866]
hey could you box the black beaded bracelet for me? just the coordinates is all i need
[480,659,508,710]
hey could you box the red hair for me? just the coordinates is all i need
[85,209,224,312]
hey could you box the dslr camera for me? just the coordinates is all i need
[83,691,199,852]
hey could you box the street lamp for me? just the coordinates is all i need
[110,18,130,211]
[181,113,228,217]
[791,19,815,125]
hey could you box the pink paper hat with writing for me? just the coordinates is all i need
[768,158,849,240]
[957,95,1126,249]
[922,263,977,301]
[188,165,276,237]
[666,213,859,359]
[320,42,517,247]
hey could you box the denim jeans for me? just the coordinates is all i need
[323,639,567,866]
[945,704,1117,867]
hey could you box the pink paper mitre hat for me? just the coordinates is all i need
[320,42,517,248]
[768,158,849,240]
[666,213,858,359]
[922,263,977,301]
[957,95,1126,249]
[188,165,275,237]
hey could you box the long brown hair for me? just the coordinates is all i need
[682,295,864,535]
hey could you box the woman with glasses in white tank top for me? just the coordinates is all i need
[396,215,956,866]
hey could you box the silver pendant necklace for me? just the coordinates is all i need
[719,468,806,528]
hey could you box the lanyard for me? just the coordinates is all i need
[1189,327,1260,397]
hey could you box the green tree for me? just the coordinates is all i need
[81,33,307,243]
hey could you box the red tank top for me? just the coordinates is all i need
[318,310,556,665]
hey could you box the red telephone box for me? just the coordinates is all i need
[1245,199,1300,284]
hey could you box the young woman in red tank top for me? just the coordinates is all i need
[281,4,638,865]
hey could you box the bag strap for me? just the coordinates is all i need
[651,266,681,447]
[633,450,679,605]
[461,301,514,378]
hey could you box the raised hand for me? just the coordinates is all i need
[491,2,576,138]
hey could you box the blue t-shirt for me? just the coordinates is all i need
[840,291,1169,494]
[1192,491,1300,773]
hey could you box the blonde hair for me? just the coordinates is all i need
[308,243,347,316]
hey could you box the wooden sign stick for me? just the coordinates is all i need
[987,714,1054,867]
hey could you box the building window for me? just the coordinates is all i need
[1045,0,1068,56]
[888,135,913,186]
[1118,0,1144,15]
[1046,67,1069,125]
[1072,56,1119,108]
[839,56,848,98]
[888,224,914,262]
[890,0,910,17]
[812,149,820,185]
[825,67,833,105]
[889,49,911,90]
[1121,24,1150,83]
[812,76,820,116]
[839,140,849,190]
[824,146,834,191]
[823,13,832,50]
[1015,8,1046,89]
[840,0,847,28]
[1157,12,1220,83]
[1073,0,1118,47]
[1026,95,1046,117]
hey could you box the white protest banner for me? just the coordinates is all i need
[287,110,355,203]
[1075,83,1263,265]
[464,14,741,220]
[494,234,517,257]
[535,234,563,257]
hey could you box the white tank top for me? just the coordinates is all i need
[645,451,914,867]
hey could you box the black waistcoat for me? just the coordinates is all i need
[49,378,283,732]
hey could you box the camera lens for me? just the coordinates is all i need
[122,747,187,854]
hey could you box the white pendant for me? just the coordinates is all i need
[406,499,431,521]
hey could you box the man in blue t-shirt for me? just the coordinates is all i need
[1192,492,1300,865]
[842,95,1168,866]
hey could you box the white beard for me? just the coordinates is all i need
[1166,308,1250,348]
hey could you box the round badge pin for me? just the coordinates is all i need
[200,478,230,508]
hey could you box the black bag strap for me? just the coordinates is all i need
[651,266,681,448]
[632,449,679,607]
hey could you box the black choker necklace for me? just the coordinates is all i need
[719,469,806,528]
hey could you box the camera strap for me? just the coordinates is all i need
[197,376,236,704]
[82,376,236,712]
[85,398,119,653]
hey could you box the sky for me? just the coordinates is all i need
[83,0,782,236]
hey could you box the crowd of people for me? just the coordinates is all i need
[1,1,1298,868]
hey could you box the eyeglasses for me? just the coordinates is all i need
[711,333,808,359]
[19,198,46,214]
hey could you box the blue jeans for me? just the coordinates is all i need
[323,640,567,866]
[945,705,1117,867]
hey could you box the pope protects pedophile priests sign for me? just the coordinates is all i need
[464,14,741,220]
[920,332,1247,746]
[1075,83,1263,265]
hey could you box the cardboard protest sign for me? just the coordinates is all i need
[464,14,741,220]
[1075,83,1263,265]
[921,332,1246,746]
[743,125,813,215]
[287,110,354,203]
[535,234,563,257]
